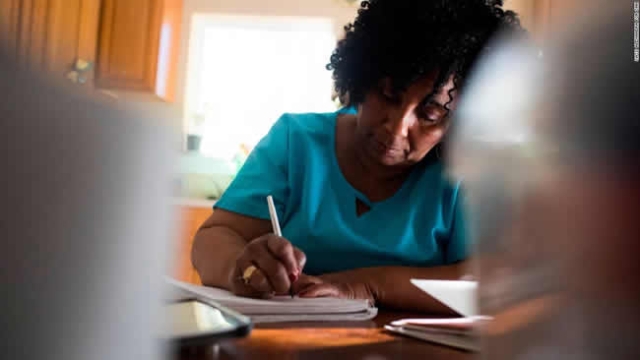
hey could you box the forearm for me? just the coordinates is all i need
[191,226,247,289]
[322,262,469,314]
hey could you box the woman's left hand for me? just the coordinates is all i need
[291,274,376,304]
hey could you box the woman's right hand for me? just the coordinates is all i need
[228,234,306,299]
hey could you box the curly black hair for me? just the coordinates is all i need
[327,0,526,109]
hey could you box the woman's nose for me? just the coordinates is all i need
[384,109,413,137]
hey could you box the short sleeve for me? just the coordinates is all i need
[214,114,291,220]
[445,184,471,264]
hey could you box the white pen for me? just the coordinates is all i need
[266,195,293,297]
[266,195,282,236]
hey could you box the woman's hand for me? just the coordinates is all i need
[228,234,306,299]
[291,274,376,305]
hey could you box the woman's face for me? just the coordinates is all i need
[355,71,458,168]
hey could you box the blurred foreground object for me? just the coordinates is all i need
[0,48,176,360]
[450,3,639,359]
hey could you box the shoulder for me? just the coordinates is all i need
[251,111,337,168]
[274,111,337,139]
[249,111,337,163]
[253,111,335,151]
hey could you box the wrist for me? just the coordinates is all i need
[222,249,243,288]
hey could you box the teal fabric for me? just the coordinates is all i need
[214,111,468,275]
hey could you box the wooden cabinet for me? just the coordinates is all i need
[0,0,182,101]
[0,0,101,79]
[96,0,182,101]
[172,205,212,284]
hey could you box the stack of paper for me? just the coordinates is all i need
[384,279,491,352]
[385,316,490,352]
[166,279,377,323]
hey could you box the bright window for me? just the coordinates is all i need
[184,15,337,165]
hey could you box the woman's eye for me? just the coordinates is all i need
[420,117,438,124]
[418,104,448,124]
[420,113,440,123]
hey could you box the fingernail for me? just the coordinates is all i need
[289,273,298,282]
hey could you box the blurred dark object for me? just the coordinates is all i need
[450,2,639,360]
[187,134,202,152]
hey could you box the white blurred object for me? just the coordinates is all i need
[1,50,176,360]
[448,2,640,359]
[453,34,543,148]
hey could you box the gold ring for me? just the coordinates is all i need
[242,265,258,285]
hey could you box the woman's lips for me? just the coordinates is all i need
[372,139,405,156]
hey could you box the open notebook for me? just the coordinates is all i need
[166,279,377,323]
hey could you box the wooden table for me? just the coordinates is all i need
[177,311,472,360]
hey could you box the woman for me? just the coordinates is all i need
[192,0,524,313]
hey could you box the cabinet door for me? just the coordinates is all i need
[96,0,182,100]
[96,0,162,92]
[0,0,100,80]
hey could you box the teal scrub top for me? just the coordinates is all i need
[214,111,468,275]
